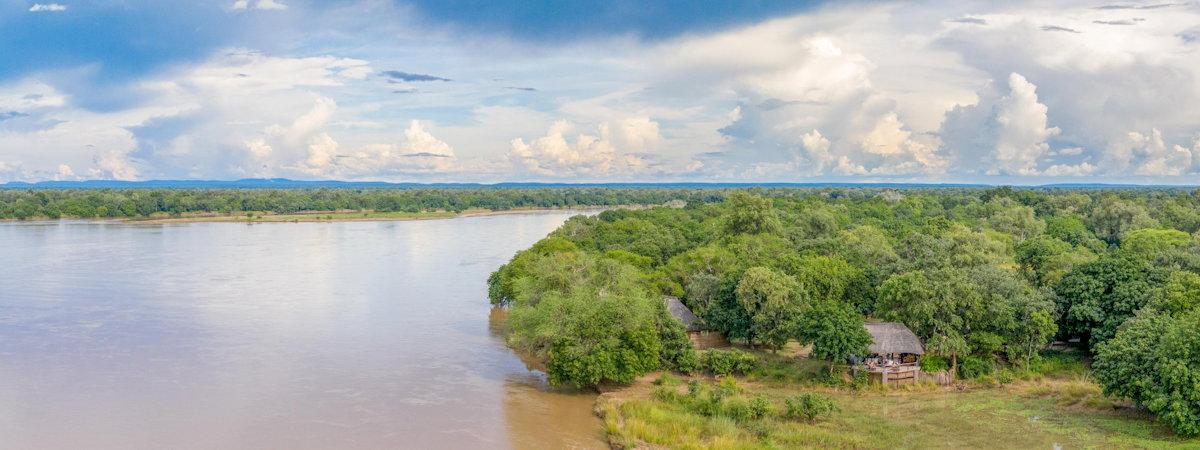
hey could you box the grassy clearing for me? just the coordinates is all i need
[598,350,1200,449]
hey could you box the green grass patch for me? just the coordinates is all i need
[602,352,1197,449]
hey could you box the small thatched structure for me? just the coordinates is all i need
[664,296,727,349]
[665,296,703,332]
[864,322,924,357]
[859,322,925,385]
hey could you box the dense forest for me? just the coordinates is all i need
[487,187,1200,436]
[0,187,726,219]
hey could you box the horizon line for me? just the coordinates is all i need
[2,178,1199,189]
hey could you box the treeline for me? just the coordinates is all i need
[0,188,731,219]
[488,187,1200,435]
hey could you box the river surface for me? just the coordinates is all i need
[0,212,605,449]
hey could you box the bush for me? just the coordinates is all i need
[783,393,838,423]
[851,369,870,390]
[919,355,950,373]
[958,356,994,379]
[668,378,770,422]
[653,373,681,386]
[1026,349,1087,377]
[996,369,1015,385]
[700,349,759,376]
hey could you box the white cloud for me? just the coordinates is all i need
[932,2,1200,178]
[940,73,1061,176]
[507,118,662,178]
[5,0,1200,183]
[254,0,287,10]
[300,121,461,177]
[670,29,947,178]
[90,150,139,180]
[1104,129,1196,176]
[28,3,66,12]
[54,164,75,180]
[231,0,286,11]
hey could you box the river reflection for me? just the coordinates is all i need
[0,213,604,449]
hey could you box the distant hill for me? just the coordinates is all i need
[0,178,1194,189]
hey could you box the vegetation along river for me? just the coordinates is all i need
[0,212,605,449]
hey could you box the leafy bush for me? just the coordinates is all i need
[654,378,771,423]
[1026,350,1088,378]
[919,355,950,372]
[851,369,870,390]
[996,369,1015,385]
[783,393,838,423]
[699,349,759,376]
[1095,310,1200,436]
[958,356,994,379]
[672,349,700,374]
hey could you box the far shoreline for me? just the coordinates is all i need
[1,205,650,225]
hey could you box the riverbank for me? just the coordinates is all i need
[594,352,1199,449]
[4,205,646,224]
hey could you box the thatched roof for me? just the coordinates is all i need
[865,322,924,355]
[664,296,705,332]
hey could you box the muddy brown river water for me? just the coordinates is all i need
[0,212,606,449]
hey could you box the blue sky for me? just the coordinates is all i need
[1,0,1199,183]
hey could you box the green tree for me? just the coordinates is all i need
[1045,214,1107,252]
[1054,256,1166,349]
[723,192,782,235]
[1118,228,1191,261]
[797,300,871,373]
[1095,310,1200,436]
[1088,196,1158,244]
[1145,271,1200,317]
[876,270,974,373]
[1015,235,1095,287]
[735,266,805,348]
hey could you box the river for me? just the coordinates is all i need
[0,212,606,449]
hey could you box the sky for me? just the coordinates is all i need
[1,0,1199,184]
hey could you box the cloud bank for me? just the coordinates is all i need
[1,0,1199,183]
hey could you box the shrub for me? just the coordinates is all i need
[748,395,772,420]
[700,349,759,376]
[1027,349,1088,378]
[996,369,1015,385]
[851,369,870,390]
[653,373,681,386]
[784,393,838,423]
[673,348,700,374]
[958,356,994,379]
[671,378,769,422]
[919,355,950,373]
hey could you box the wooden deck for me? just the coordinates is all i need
[862,364,920,384]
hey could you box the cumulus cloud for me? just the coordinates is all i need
[301,121,461,177]
[28,3,66,12]
[1104,129,1196,176]
[933,3,1200,179]
[231,0,286,11]
[940,73,1063,176]
[507,119,662,177]
[55,164,76,180]
[242,97,462,179]
[666,29,948,178]
[5,0,1200,183]
[90,150,139,180]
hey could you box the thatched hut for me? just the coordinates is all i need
[663,296,727,349]
[860,322,925,384]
